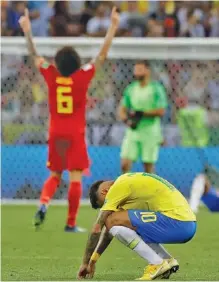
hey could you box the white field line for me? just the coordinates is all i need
[0,199,206,208]
[1,199,90,205]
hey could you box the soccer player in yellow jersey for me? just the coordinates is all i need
[77,173,196,281]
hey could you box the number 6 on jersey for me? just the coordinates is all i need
[57,86,73,114]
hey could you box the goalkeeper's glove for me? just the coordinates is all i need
[125,110,144,130]
[129,110,144,119]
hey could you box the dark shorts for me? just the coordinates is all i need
[128,210,197,244]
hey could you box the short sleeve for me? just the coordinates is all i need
[101,181,131,212]
[154,83,168,109]
[77,63,95,84]
[121,85,131,108]
[39,62,57,83]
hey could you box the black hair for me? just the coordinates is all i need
[135,60,150,67]
[55,46,81,77]
[149,13,157,20]
[89,180,105,209]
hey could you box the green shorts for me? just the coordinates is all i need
[120,136,160,164]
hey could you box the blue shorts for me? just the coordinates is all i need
[128,210,197,244]
[202,187,219,212]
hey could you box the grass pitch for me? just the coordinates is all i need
[2,205,219,281]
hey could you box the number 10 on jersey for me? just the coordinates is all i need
[57,86,73,114]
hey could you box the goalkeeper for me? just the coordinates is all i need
[118,61,168,173]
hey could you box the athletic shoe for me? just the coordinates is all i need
[136,260,171,281]
[64,225,87,233]
[162,258,179,279]
[34,204,47,229]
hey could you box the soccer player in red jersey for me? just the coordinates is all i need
[19,7,120,232]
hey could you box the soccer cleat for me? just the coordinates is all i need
[168,258,179,273]
[136,260,171,281]
[34,204,47,229]
[64,225,87,233]
[162,258,179,279]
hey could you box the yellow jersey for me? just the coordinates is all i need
[101,173,196,221]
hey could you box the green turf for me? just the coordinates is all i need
[1,205,219,281]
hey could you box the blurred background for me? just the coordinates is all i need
[1,0,219,37]
[1,0,219,201]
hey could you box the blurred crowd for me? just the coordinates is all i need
[2,55,219,146]
[1,1,219,145]
[1,0,219,37]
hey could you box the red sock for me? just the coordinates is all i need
[67,182,82,227]
[40,176,60,204]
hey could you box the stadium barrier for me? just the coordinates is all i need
[1,38,219,202]
[2,145,219,200]
[1,37,219,59]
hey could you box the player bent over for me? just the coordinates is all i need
[78,173,196,280]
[19,7,120,232]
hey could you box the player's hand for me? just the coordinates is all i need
[129,110,136,118]
[126,119,134,127]
[110,6,120,28]
[19,8,31,33]
[77,264,89,280]
[87,261,96,279]
[129,111,144,119]
[124,119,137,130]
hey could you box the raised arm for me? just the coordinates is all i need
[92,6,120,70]
[19,9,45,69]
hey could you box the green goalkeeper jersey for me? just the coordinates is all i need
[121,80,168,143]
[176,106,209,147]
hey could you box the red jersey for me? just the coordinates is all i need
[39,62,95,136]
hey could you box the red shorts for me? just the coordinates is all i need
[47,135,89,172]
